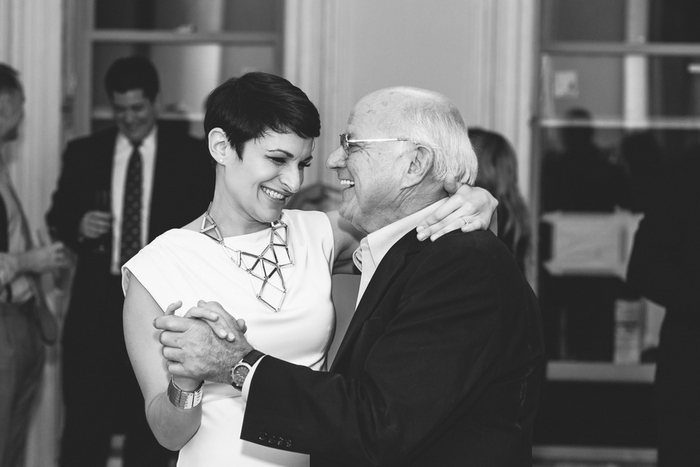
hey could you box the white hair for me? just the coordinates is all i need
[389,89,478,185]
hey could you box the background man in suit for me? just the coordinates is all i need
[0,62,68,467]
[46,56,213,467]
[156,86,544,466]
[627,152,700,466]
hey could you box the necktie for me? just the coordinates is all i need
[120,143,142,266]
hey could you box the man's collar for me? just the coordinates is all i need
[363,198,448,270]
[117,124,157,150]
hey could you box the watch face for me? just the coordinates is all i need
[231,364,250,388]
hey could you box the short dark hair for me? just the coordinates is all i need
[0,63,23,97]
[203,72,320,158]
[104,56,160,101]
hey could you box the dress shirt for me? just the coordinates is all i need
[110,128,157,274]
[354,198,448,306]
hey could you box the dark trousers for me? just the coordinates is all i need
[0,300,45,467]
[59,274,174,467]
[655,316,700,467]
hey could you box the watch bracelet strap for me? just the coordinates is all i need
[167,378,204,409]
[242,349,266,366]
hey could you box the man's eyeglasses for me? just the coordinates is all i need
[339,133,412,155]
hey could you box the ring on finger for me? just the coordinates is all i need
[461,216,470,226]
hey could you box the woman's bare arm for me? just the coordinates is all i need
[123,273,203,451]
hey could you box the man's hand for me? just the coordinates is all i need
[416,175,498,241]
[153,300,253,384]
[79,210,112,239]
[17,242,70,274]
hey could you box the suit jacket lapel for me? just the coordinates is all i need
[331,231,426,369]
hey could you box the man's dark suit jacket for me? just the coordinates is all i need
[627,154,700,466]
[241,228,544,467]
[46,122,213,465]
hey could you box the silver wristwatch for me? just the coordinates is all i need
[167,378,204,409]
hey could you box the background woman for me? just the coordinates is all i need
[468,127,531,272]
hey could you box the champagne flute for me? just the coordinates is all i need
[93,189,111,254]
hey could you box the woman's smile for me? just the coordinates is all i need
[261,186,287,201]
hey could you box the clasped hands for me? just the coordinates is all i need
[153,300,253,388]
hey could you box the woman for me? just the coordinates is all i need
[123,72,495,466]
[468,127,531,272]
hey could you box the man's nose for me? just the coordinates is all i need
[121,110,137,123]
[326,146,346,170]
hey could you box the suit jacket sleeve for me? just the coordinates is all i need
[46,138,99,250]
[627,157,700,311]
[241,233,531,465]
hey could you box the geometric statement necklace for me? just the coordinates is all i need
[199,204,293,312]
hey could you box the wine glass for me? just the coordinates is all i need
[93,189,111,254]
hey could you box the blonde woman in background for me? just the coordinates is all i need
[468,128,531,273]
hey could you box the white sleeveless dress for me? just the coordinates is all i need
[122,209,336,467]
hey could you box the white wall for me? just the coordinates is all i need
[345,0,495,124]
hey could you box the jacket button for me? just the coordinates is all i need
[258,431,268,442]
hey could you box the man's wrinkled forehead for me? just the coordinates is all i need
[348,91,405,130]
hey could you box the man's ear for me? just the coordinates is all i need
[208,128,231,165]
[401,146,434,188]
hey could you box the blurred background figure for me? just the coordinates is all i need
[627,152,700,467]
[618,130,662,214]
[539,107,633,362]
[468,127,531,273]
[46,56,213,467]
[0,63,68,467]
[542,107,631,213]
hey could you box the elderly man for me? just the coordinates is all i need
[156,86,544,466]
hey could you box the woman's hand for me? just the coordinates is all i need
[416,174,498,241]
[181,300,247,342]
